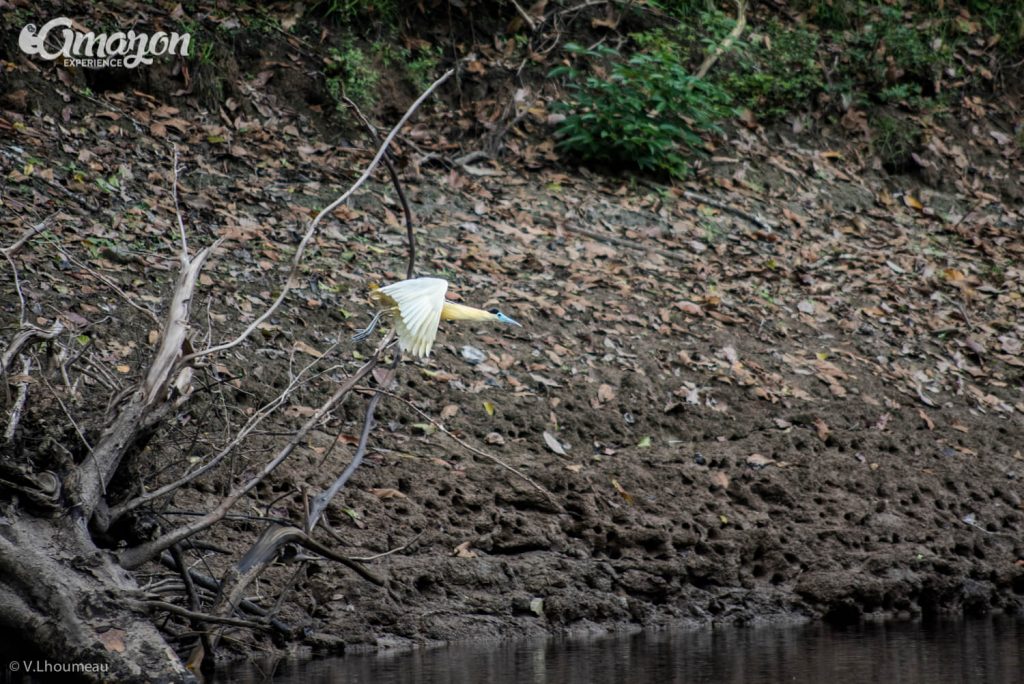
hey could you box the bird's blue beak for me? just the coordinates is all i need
[496,312,522,327]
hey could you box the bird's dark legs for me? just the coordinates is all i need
[352,311,384,342]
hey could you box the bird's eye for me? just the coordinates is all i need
[487,307,499,315]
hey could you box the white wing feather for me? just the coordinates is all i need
[379,278,448,357]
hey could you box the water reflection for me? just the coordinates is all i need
[217,616,1023,683]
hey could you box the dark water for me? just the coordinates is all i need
[218,616,1023,684]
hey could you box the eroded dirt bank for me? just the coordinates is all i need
[1,1,1023,669]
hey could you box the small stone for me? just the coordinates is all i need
[461,345,487,365]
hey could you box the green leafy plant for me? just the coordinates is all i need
[848,6,951,99]
[965,0,1024,54]
[325,43,379,108]
[723,22,824,119]
[791,0,868,30]
[550,42,731,178]
[407,45,443,92]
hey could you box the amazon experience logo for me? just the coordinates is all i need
[18,17,191,69]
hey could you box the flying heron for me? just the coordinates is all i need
[352,277,522,357]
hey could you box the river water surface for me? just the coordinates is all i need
[217,615,1022,683]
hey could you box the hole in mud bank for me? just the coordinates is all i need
[770,573,785,585]
[752,564,765,578]
[823,602,862,625]
[414,575,434,592]
[640,536,669,552]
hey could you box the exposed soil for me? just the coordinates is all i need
[1,0,1023,671]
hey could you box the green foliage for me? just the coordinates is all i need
[550,42,731,178]
[821,5,952,108]
[648,0,717,19]
[407,46,443,92]
[723,22,824,119]
[791,0,868,30]
[325,43,379,108]
[311,0,398,25]
[871,113,922,172]
[965,0,1024,53]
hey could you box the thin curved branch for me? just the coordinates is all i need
[693,0,747,81]
[116,332,394,570]
[182,69,453,364]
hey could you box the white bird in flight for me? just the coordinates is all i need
[353,277,522,358]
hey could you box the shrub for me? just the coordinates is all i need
[724,22,824,119]
[550,42,731,178]
[325,43,378,108]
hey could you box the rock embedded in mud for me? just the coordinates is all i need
[461,345,487,365]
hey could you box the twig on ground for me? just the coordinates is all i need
[1,215,53,258]
[2,250,26,333]
[565,221,694,265]
[137,600,271,631]
[0,321,65,376]
[348,531,425,562]
[104,341,341,528]
[366,387,563,510]
[682,189,777,232]
[54,245,161,325]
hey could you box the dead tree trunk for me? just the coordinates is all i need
[0,516,192,682]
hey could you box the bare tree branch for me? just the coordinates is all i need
[183,69,453,364]
[1,215,53,257]
[116,333,393,570]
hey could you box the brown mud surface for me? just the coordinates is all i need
[1,3,1023,665]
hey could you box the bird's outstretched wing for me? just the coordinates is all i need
[378,277,448,357]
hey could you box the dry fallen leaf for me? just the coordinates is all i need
[813,417,830,442]
[611,478,634,505]
[543,431,567,456]
[293,340,323,358]
[904,194,924,210]
[369,488,408,500]
[453,541,477,558]
[98,628,127,653]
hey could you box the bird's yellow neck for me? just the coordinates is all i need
[441,301,495,322]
